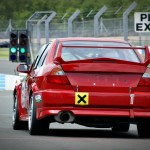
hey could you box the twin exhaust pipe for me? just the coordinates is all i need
[54,111,75,123]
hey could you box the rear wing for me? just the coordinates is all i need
[54,43,150,65]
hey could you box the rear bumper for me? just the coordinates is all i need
[34,89,150,120]
[36,107,150,120]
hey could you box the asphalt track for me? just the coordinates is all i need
[0,60,150,150]
[0,59,20,75]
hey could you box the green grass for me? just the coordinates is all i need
[0,48,9,59]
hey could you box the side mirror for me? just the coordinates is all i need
[16,64,29,73]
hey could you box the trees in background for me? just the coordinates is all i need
[0,0,149,21]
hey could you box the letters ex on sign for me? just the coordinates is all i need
[134,12,150,32]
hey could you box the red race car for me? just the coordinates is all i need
[13,37,150,137]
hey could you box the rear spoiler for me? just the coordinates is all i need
[54,43,150,65]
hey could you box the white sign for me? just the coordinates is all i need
[134,12,150,32]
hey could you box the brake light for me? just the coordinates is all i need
[46,67,70,85]
[138,68,150,86]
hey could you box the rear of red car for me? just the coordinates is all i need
[35,39,150,137]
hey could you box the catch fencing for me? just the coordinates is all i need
[0,3,150,59]
[29,16,149,59]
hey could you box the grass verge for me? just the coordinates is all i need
[0,48,9,59]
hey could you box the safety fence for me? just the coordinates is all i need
[30,16,149,59]
[1,19,149,60]
[0,2,150,60]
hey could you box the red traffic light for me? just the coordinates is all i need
[19,32,27,46]
[10,32,18,46]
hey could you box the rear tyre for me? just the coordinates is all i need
[12,93,28,130]
[112,123,130,132]
[137,122,150,138]
[28,94,49,135]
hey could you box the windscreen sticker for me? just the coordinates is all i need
[75,92,89,105]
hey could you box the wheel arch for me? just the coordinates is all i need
[13,88,16,98]
[29,90,33,105]
[13,85,21,106]
[29,82,39,104]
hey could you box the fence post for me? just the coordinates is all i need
[26,12,39,37]
[68,9,80,37]
[6,19,13,32]
[26,12,40,63]
[123,1,137,41]
[94,6,107,37]
[45,11,56,44]
[36,15,47,52]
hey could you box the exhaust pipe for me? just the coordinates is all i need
[54,111,75,123]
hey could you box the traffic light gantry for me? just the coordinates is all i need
[9,30,18,62]
[9,30,28,63]
[19,30,28,62]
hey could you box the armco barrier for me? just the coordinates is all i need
[0,74,20,91]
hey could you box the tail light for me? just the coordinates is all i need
[46,66,70,85]
[138,67,150,86]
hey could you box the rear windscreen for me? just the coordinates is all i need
[61,41,141,63]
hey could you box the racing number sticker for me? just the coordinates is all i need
[75,92,89,105]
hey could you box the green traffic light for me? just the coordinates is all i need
[10,47,17,53]
[20,47,26,53]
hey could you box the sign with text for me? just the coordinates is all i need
[134,12,150,32]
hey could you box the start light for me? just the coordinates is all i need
[10,47,17,53]
[10,55,17,61]
[20,47,26,53]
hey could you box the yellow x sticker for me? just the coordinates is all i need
[75,92,89,105]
